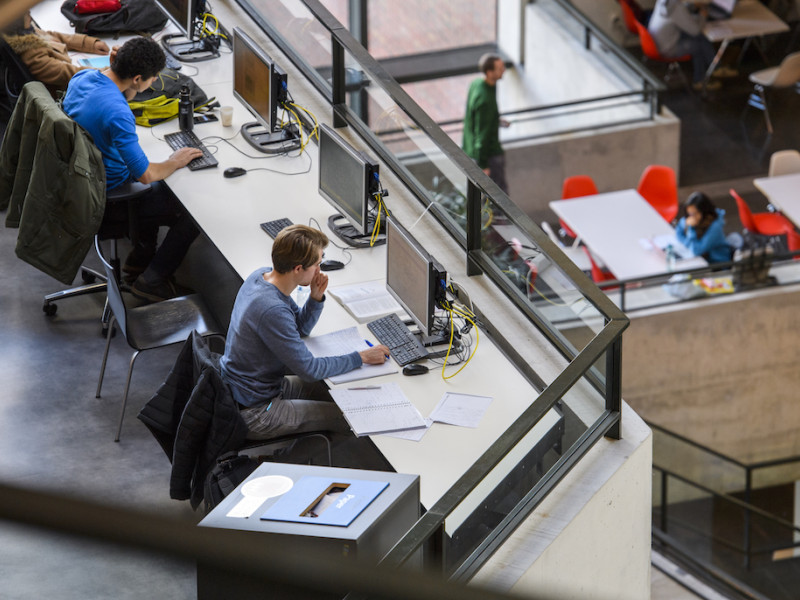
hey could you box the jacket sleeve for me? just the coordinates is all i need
[46,30,102,53]
[23,47,85,90]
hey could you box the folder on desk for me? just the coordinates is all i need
[260,476,389,527]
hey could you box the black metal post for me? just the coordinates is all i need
[660,469,668,533]
[605,334,622,440]
[466,180,482,277]
[744,467,752,569]
[331,38,346,128]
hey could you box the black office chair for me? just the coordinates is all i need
[0,36,34,115]
[42,181,151,334]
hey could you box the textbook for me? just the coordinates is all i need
[329,382,427,437]
[328,280,405,323]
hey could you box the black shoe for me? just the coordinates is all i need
[131,276,193,303]
[122,247,155,280]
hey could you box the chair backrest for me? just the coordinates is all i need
[637,165,679,223]
[730,188,758,233]
[619,0,640,35]
[561,175,599,199]
[635,21,663,61]
[582,247,616,284]
[771,51,800,88]
[768,149,800,177]
[0,37,34,110]
[95,235,128,337]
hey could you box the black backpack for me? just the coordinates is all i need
[202,452,260,513]
[60,0,168,35]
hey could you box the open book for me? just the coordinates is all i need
[328,280,405,323]
[329,382,427,436]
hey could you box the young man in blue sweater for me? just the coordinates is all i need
[63,37,202,302]
[220,225,390,441]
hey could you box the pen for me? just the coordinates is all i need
[349,386,380,391]
[365,339,390,359]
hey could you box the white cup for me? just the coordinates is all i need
[220,105,233,127]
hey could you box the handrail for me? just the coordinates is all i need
[653,529,773,600]
[232,0,629,579]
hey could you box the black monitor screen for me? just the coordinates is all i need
[233,28,276,133]
[318,124,372,236]
[386,219,439,336]
[154,0,196,38]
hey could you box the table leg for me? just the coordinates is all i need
[704,38,729,83]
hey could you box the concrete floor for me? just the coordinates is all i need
[0,225,199,599]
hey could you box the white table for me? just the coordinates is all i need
[550,189,707,281]
[753,172,800,226]
[703,0,789,80]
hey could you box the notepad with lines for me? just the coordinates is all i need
[329,382,427,437]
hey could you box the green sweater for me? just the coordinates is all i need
[462,77,503,168]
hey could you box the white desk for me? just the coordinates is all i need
[128,35,550,515]
[753,172,800,226]
[550,189,706,281]
[703,0,788,80]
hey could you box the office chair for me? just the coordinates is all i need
[635,21,691,88]
[637,165,679,223]
[744,51,800,134]
[0,36,34,114]
[618,0,641,37]
[42,182,151,332]
[730,188,795,250]
[768,149,800,177]
[582,247,617,286]
[93,236,224,442]
[560,175,599,244]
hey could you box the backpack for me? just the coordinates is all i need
[129,69,216,127]
[202,452,260,513]
[61,0,168,35]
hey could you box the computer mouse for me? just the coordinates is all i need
[319,259,344,271]
[402,364,429,376]
[223,167,247,178]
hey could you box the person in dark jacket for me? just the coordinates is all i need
[675,191,731,263]
[462,53,510,193]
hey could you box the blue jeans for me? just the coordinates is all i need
[670,33,715,83]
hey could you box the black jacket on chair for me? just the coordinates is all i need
[138,331,247,509]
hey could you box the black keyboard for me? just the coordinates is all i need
[367,313,429,366]
[164,130,218,171]
[260,217,294,239]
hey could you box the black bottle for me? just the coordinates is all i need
[178,85,193,132]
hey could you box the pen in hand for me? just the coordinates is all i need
[364,339,391,360]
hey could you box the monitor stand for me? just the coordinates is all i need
[327,213,386,248]
[161,34,220,63]
[240,122,301,154]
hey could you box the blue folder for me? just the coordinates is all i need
[261,476,388,527]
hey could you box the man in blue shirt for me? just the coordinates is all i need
[63,37,202,302]
[220,225,390,441]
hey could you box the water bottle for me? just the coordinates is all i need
[178,85,193,132]
[665,244,676,272]
[294,286,309,306]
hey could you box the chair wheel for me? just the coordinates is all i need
[81,271,97,284]
[43,303,57,316]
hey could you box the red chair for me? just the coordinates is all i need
[730,188,794,237]
[560,175,599,240]
[582,247,616,285]
[637,165,679,223]
[618,0,640,36]
[634,21,691,86]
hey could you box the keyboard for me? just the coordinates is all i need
[367,313,429,366]
[164,130,218,171]
[260,217,294,239]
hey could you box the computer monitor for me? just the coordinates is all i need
[385,219,446,337]
[154,0,220,62]
[233,27,299,153]
[318,123,384,245]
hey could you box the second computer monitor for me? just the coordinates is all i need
[386,219,445,337]
[154,0,198,39]
[233,27,282,135]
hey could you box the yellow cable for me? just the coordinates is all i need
[289,102,320,141]
[441,304,479,380]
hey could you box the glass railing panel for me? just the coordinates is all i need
[752,461,800,491]
[653,429,747,496]
[480,196,606,356]
[661,475,716,563]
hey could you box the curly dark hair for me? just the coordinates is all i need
[111,37,165,80]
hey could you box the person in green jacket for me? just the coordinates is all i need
[462,53,510,193]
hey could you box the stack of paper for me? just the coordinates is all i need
[303,326,397,384]
[328,280,405,323]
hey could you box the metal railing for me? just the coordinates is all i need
[234,0,629,580]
